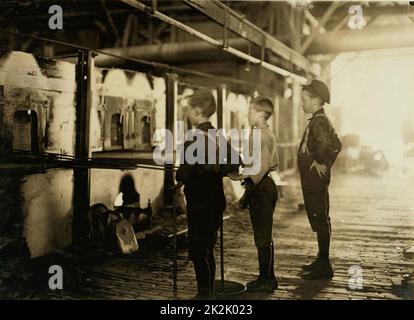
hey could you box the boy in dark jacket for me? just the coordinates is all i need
[176,90,240,299]
[298,80,342,280]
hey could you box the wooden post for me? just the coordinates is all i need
[73,51,93,245]
[291,8,303,155]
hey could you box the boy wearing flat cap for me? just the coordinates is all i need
[298,79,342,280]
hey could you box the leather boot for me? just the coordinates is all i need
[301,259,334,280]
[302,253,322,272]
[247,246,278,292]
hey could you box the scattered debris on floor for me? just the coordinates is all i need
[403,244,414,260]
[391,273,414,300]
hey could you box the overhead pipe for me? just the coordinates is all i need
[119,0,308,83]
[86,38,251,66]
[1,29,258,89]
[308,25,414,54]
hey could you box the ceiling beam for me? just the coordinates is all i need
[331,13,350,32]
[0,9,134,23]
[281,3,296,40]
[300,2,342,54]
[100,0,121,44]
[182,0,312,73]
[304,10,326,33]
[118,0,309,81]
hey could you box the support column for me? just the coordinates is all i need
[163,73,178,211]
[291,8,304,160]
[73,51,94,245]
[216,85,225,130]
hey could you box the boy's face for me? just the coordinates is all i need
[248,104,265,126]
[184,106,200,126]
[301,90,322,114]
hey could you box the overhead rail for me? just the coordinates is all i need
[0,150,180,171]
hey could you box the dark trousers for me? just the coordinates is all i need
[301,183,332,259]
[187,205,221,296]
[301,184,331,232]
[248,176,278,279]
[298,153,333,259]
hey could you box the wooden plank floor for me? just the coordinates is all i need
[1,167,413,300]
[51,167,414,300]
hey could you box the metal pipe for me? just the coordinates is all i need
[119,0,308,83]
[308,25,414,54]
[90,39,250,66]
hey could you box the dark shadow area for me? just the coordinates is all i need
[0,229,190,299]
[290,277,332,300]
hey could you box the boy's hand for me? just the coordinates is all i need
[170,182,183,190]
[227,172,245,181]
[309,160,327,178]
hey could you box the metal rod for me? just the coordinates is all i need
[165,73,179,297]
[217,85,225,290]
[4,150,180,171]
[220,212,225,290]
[172,187,178,296]
[119,0,308,83]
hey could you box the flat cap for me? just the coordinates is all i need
[302,79,330,104]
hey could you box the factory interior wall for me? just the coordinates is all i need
[0,51,76,258]
[22,169,74,258]
[0,50,292,258]
[90,168,164,215]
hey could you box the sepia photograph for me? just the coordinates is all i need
[0,0,413,307]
